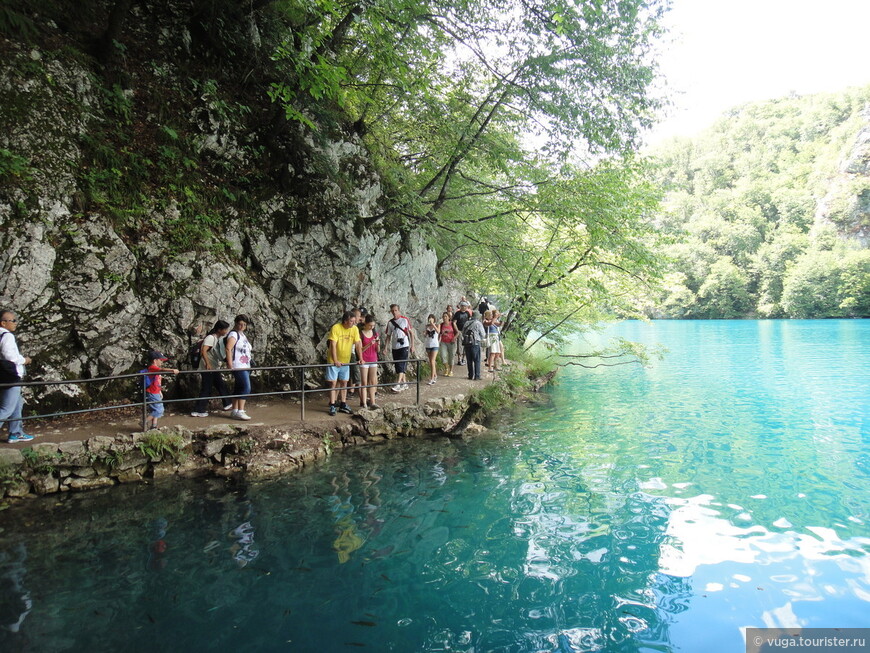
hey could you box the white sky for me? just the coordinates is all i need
[647,0,870,145]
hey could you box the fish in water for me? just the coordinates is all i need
[368,545,394,560]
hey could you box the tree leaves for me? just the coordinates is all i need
[266,0,669,336]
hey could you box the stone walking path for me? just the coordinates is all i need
[3,369,502,449]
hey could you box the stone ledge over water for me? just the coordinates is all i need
[0,394,477,501]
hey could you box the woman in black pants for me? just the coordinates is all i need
[191,320,232,417]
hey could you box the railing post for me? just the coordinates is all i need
[141,371,147,431]
[299,366,306,422]
[416,358,421,405]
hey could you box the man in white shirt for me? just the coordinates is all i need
[0,310,34,443]
[383,304,415,392]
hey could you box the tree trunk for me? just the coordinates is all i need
[96,0,135,68]
[445,400,483,437]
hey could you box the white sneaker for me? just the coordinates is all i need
[391,384,402,393]
[236,410,251,421]
[190,412,208,418]
[400,384,409,392]
[222,404,233,411]
[427,379,436,385]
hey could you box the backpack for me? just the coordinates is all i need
[462,322,478,346]
[139,369,154,390]
[0,332,21,384]
[188,338,205,369]
[454,310,470,331]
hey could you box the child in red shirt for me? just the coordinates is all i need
[145,350,179,430]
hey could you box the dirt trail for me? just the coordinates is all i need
[3,369,501,448]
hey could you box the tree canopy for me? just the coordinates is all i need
[268,0,670,339]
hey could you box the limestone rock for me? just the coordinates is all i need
[202,438,227,458]
[116,453,149,471]
[0,448,24,466]
[5,481,31,498]
[57,440,85,456]
[30,442,59,456]
[31,473,60,495]
[117,470,143,484]
[65,476,115,490]
[151,464,178,480]
[87,437,116,453]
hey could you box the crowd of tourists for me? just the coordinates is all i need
[322,296,504,416]
[0,297,505,442]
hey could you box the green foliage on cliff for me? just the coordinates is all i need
[650,86,870,319]
[265,0,671,336]
[1,0,671,344]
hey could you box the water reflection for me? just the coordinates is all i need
[0,541,32,634]
[0,435,695,651]
[0,320,866,651]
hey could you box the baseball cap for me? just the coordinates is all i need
[148,350,168,361]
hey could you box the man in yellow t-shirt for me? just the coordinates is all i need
[326,311,364,416]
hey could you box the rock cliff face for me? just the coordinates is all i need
[0,6,458,403]
[814,111,870,246]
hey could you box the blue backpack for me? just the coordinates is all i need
[139,369,155,390]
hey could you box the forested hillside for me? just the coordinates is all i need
[650,86,870,319]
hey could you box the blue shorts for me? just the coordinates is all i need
[325,365,350,382]
[146,393,164,418]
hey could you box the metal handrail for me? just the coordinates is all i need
[0,357,426,428]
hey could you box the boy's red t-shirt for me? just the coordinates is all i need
[146,364,163,394]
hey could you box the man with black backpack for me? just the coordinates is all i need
[461,312,486,381]
[0,309,34,443]
[452,300,473,366]
[383,304,415,393]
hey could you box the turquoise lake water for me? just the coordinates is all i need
[0,320,867,652]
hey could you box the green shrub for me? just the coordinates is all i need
[137,431,186,461]
[0,461,24,495]
[20,448,62,475]
[0,148,33,182]
[503,335,556,379]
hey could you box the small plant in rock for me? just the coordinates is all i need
[0,461,24,495]
[0,148,33,182]
[236,438,255,455]
[20,448,62,475]
[137,431,185,461]
[100,450,125,471]
[474,382,509,412]
[322,432,335,458]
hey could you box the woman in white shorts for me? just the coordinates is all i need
[423,313,440,385]
[486,309,504,372]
